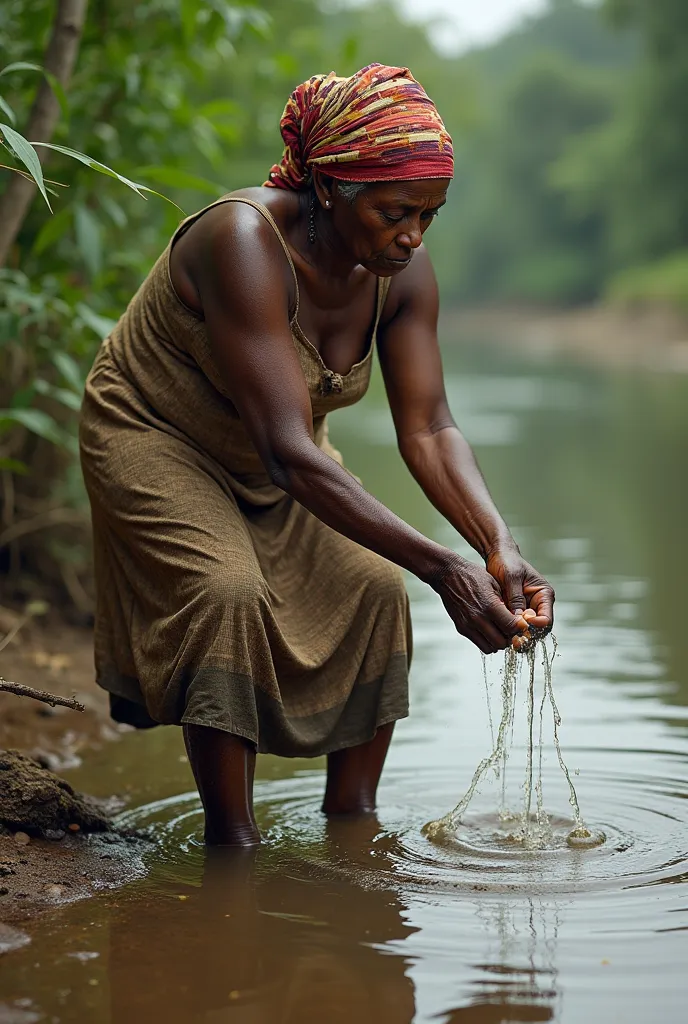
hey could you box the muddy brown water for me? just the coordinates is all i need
[1,338,687,1023]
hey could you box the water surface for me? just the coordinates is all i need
[1,337,687,1023]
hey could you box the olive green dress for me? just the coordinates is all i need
[79,196,411,756]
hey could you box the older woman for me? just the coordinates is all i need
[80,64,554,846]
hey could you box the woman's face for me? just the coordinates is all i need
[323,177,451,276]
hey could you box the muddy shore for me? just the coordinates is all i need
[0,612,146,924]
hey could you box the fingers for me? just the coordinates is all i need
[486,597,530,640]
[476,619,513,654]
[524,583,555,629]
[502,571,526,615]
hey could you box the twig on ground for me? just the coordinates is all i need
[0,677,85,712]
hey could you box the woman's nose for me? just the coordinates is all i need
[397,225,423,249]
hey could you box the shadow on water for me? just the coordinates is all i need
[2,337,688,1023]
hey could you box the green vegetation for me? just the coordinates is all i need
[1,0,687,599]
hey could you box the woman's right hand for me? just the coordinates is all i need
[432,554,529,655]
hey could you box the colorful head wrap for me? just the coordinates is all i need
[265,63,453,191]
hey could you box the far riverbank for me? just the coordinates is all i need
[441,305,688,373]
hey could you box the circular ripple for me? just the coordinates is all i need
[116,748,688,899]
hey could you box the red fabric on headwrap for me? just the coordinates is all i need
[264,63,453,190]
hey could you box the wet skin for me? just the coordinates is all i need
[170,173,554,844]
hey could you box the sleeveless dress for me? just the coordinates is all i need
[79,196,411,757]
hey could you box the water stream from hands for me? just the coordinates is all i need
[424,635,604,850]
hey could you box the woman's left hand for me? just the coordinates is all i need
[485,547,555,634]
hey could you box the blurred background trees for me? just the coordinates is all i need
[1,0,687,605]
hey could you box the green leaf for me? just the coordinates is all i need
[35,379,82,411]
[74,202,103,278]
[0,123,51,209]
[0,61,44,78]
[41,71,69,120]
[180,0,198,43]
[98,193,127,229]
[134,165,225,196]
[0,62,68,118]
[31,142,184,210]
[75,302,116,339]
[52,351,85,394]
[32,204,72,256]
[0,94,16,125]
[0,457,28,475]
[0,408,64,445]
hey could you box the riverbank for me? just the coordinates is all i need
[0,608,117,769]
[441,304,688,372]
[0,612,148,924]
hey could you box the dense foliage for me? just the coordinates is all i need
[1,0,687,600]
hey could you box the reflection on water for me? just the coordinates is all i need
[1,339,688,1023]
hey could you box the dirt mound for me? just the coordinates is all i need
[0,750,111,836]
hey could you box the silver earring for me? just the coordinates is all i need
[325,200,331,208]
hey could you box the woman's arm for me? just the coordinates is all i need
[188,205,528,653]
[377,246,554,629]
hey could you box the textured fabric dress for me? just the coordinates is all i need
[79,196,411,757]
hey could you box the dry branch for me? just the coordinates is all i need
[0,0,89,266]
[0,507,89,548]
[0,676,85,712]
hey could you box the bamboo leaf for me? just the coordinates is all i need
[0,94,16,125]
[0,123,51,209]
[52,351,85,394]
[0,458,28,475]
[0,408,65,445]
[0,61,45,78]
[0,62,68,118]
[31,142,184,210]
[75,302,116,339]
[74,202,103,278]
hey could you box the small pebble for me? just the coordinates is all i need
[45,885,64,899]
[13,833,30,847]
[67,824,81,833]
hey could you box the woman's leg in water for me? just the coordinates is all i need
[183,724,260,846]
[322,723,395,815]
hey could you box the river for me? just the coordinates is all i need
[1,334,686,1023]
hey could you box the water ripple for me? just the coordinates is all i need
[117,748,688,903]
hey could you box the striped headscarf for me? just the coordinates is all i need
[265,63,453,190]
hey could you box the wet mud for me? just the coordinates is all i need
[0,621,149,924]
[0,751,111,836]
[0,829,149,924]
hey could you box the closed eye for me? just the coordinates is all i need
[381,206,443,226]
[382,212,404,225]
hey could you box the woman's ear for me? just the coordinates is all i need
[312,170,335,208]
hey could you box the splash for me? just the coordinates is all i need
[424,635,604,850]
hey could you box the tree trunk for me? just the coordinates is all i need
[0,0,89,268]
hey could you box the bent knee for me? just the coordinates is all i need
[201,566,268,619]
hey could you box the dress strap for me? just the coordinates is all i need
[170,194,301,320]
